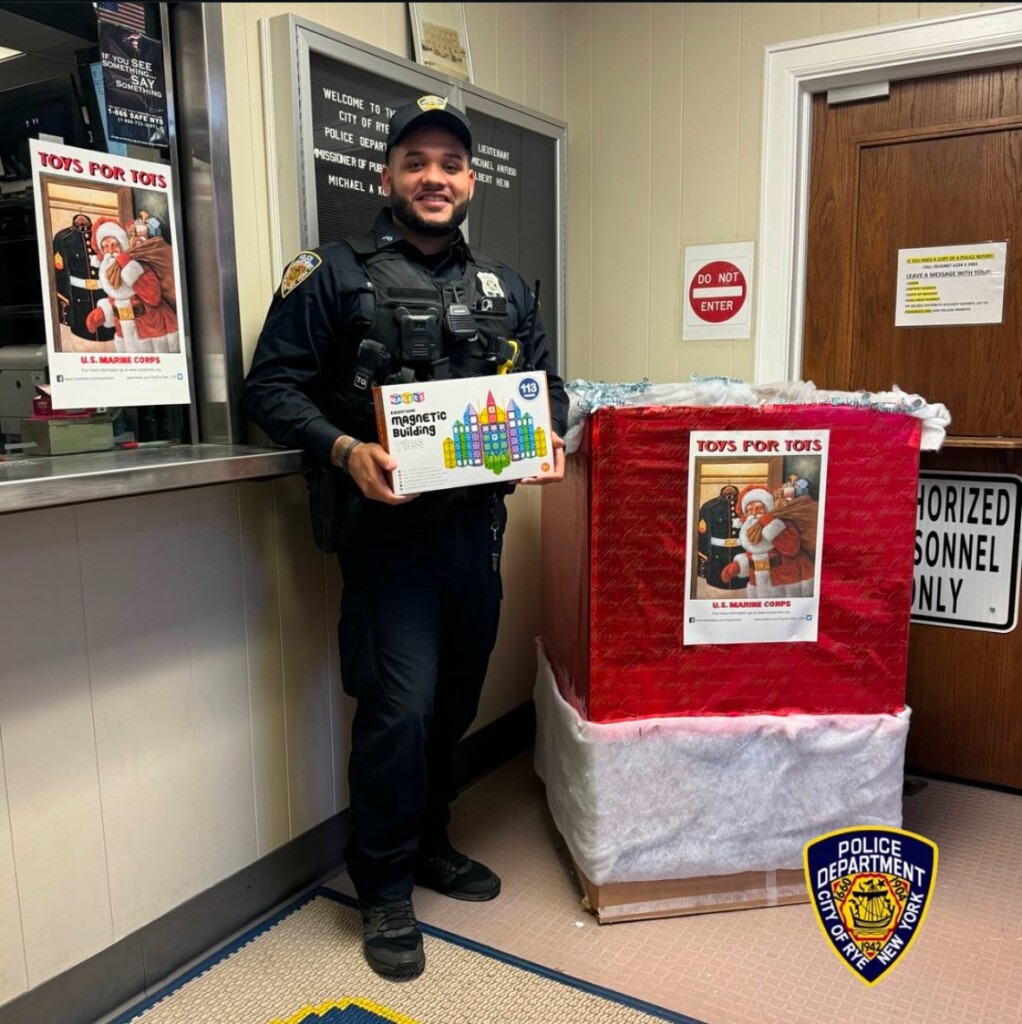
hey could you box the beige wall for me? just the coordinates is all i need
[1,1,1010,1010]
[564,2,1008,386]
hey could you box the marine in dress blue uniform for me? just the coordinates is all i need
[51,214,114,342]
[697,484,745,590]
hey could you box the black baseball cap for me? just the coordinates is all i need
[385,95,473,158]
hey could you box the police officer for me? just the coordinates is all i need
[697,484,745,591]
[52,213,114,342]
[242,96,568,981]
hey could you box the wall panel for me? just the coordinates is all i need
[77,495,205,937]
[0,509,110,986]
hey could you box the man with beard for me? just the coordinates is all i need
[243,96,567,981]
[720,485,816,598]
[84,217,179,353]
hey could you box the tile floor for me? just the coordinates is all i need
[327,752,1022,1024]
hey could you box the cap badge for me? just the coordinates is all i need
[417,95,448,112]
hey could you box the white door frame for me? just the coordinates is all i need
[755,4,1022,384]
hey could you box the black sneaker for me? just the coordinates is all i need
[415,846,501,902]
[359,897,424,979]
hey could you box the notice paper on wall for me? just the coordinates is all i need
[895,242,1007,327]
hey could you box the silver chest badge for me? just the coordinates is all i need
[476,271,505,299]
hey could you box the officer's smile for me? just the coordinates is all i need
[416,191,452,210]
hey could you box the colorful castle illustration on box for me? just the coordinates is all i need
[443,390,547,475]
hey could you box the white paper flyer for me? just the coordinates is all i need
[684,429,829,645]
[30,139,189,408]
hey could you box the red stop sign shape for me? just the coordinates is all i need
[688,260,747,323]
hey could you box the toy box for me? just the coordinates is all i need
[374,371,553,496]
[540,403,923,721]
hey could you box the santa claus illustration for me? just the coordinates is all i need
[84,216,179,354]
[720,484,816,598]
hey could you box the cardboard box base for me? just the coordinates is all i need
[19,416,114,455]
[572,857,808,924]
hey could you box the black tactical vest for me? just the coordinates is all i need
[330,234,517,513]
[344,233,518,381]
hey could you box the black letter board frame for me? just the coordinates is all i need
[262,15,567,370]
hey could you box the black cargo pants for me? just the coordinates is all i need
[337,490,507,904]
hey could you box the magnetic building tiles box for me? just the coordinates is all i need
[373,370,553,496]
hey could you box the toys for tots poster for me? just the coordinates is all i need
[684,429,830,645]
[30,139,189,409]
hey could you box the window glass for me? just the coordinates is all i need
[0,1,189,462]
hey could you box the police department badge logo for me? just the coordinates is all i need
[280,252,322,298]
[269,996,419,1023]
[476,271,505,298]
[417,94,448,112]
[804,826,938,986]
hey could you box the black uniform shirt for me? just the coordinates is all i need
[242,209,569,465]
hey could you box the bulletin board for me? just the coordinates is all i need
[262,15,567,367]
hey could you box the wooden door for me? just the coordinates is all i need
[803,66,1022,788]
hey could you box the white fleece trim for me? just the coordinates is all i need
[120,260,144,287]
[742,488,774,513]
[97,297,116,328]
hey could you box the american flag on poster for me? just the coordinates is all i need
[95,2,147,32]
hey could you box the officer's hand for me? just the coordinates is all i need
[519,432,566,486]
[348,442,419,505]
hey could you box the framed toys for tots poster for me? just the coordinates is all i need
[30,139,190,409]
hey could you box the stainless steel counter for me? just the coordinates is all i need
[0,445,306,514]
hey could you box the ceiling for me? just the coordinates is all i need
[0,3,98,93]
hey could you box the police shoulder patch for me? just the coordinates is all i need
[804,825,938,987]
[280,251,322,298]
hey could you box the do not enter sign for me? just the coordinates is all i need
[682,242,754,340]
[689,261,746,323]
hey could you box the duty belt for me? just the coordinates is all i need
[70,276,101,290]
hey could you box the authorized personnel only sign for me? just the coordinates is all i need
[683,241,754,340]
[912,472,1022,632]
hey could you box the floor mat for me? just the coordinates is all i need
[109,888,703,1024]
